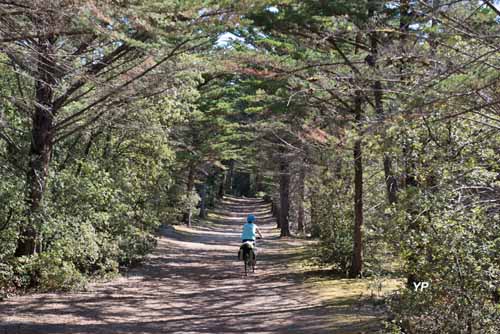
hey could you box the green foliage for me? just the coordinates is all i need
[309,160,354,274]
[0,6,499,333]
[0,68,195,293]
[384,141,500,332]
[30,253,87,292]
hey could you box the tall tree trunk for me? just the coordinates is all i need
[279,154,291,237]
[297,163,306,234]
[255,170,262,194]
[225,159,235,195]
[349,92,364,278]
[399,0,417,192]
[384,155,398,204]
[272,195,281,228]
[399,0,421,288]
[199,182,207,219]
[205,173,216,208]
[75,131,100,176]
[218,171,226,198]
[309,191,320,238]
[272,170,281,227]
[16,38,57,257]
[368,11,398,204]
[183,162,196,227]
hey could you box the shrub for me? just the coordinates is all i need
[34,253,87,292]
[310,174,354,274]
[385,194,500,333]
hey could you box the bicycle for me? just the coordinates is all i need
[239,237,261,276]
[242,245,255,276]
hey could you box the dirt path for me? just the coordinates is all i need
[0,197,386,334]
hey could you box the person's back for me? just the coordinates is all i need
[241,222,257,241]
[241,214,263,243]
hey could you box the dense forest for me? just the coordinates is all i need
[0,1,499,333]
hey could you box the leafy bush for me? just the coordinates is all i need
[33,253,87,292]
[310,171,354,274]
[385,183,500,332]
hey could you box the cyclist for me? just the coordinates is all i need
[239,214,263,262]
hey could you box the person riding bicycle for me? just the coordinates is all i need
[241,214,263,246]
[239,213,263,272]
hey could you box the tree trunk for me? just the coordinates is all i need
[218,172,225,198]
[399,0,421,289]
[183,162,196,227]
[309,191,320,238]
[272,196,280,227]
[102,130,112,160]
[400,0,417,192]
[349,92,364,278]
[384,155,398,204]
[76,132,100,176]
[16,39,57,257]
[272,170,281,227]
[199,182,207,219]
[279,154,291,237]
[368,20,398,205]
[225,159,235,195]
[297,163,306,234]
[255,170,262,194]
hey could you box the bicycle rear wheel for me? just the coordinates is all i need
[243,250,249,276]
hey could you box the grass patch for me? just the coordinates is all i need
[310,277,404,304]
[281,242,404,333]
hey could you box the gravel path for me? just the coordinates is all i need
[0,196,383,334]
